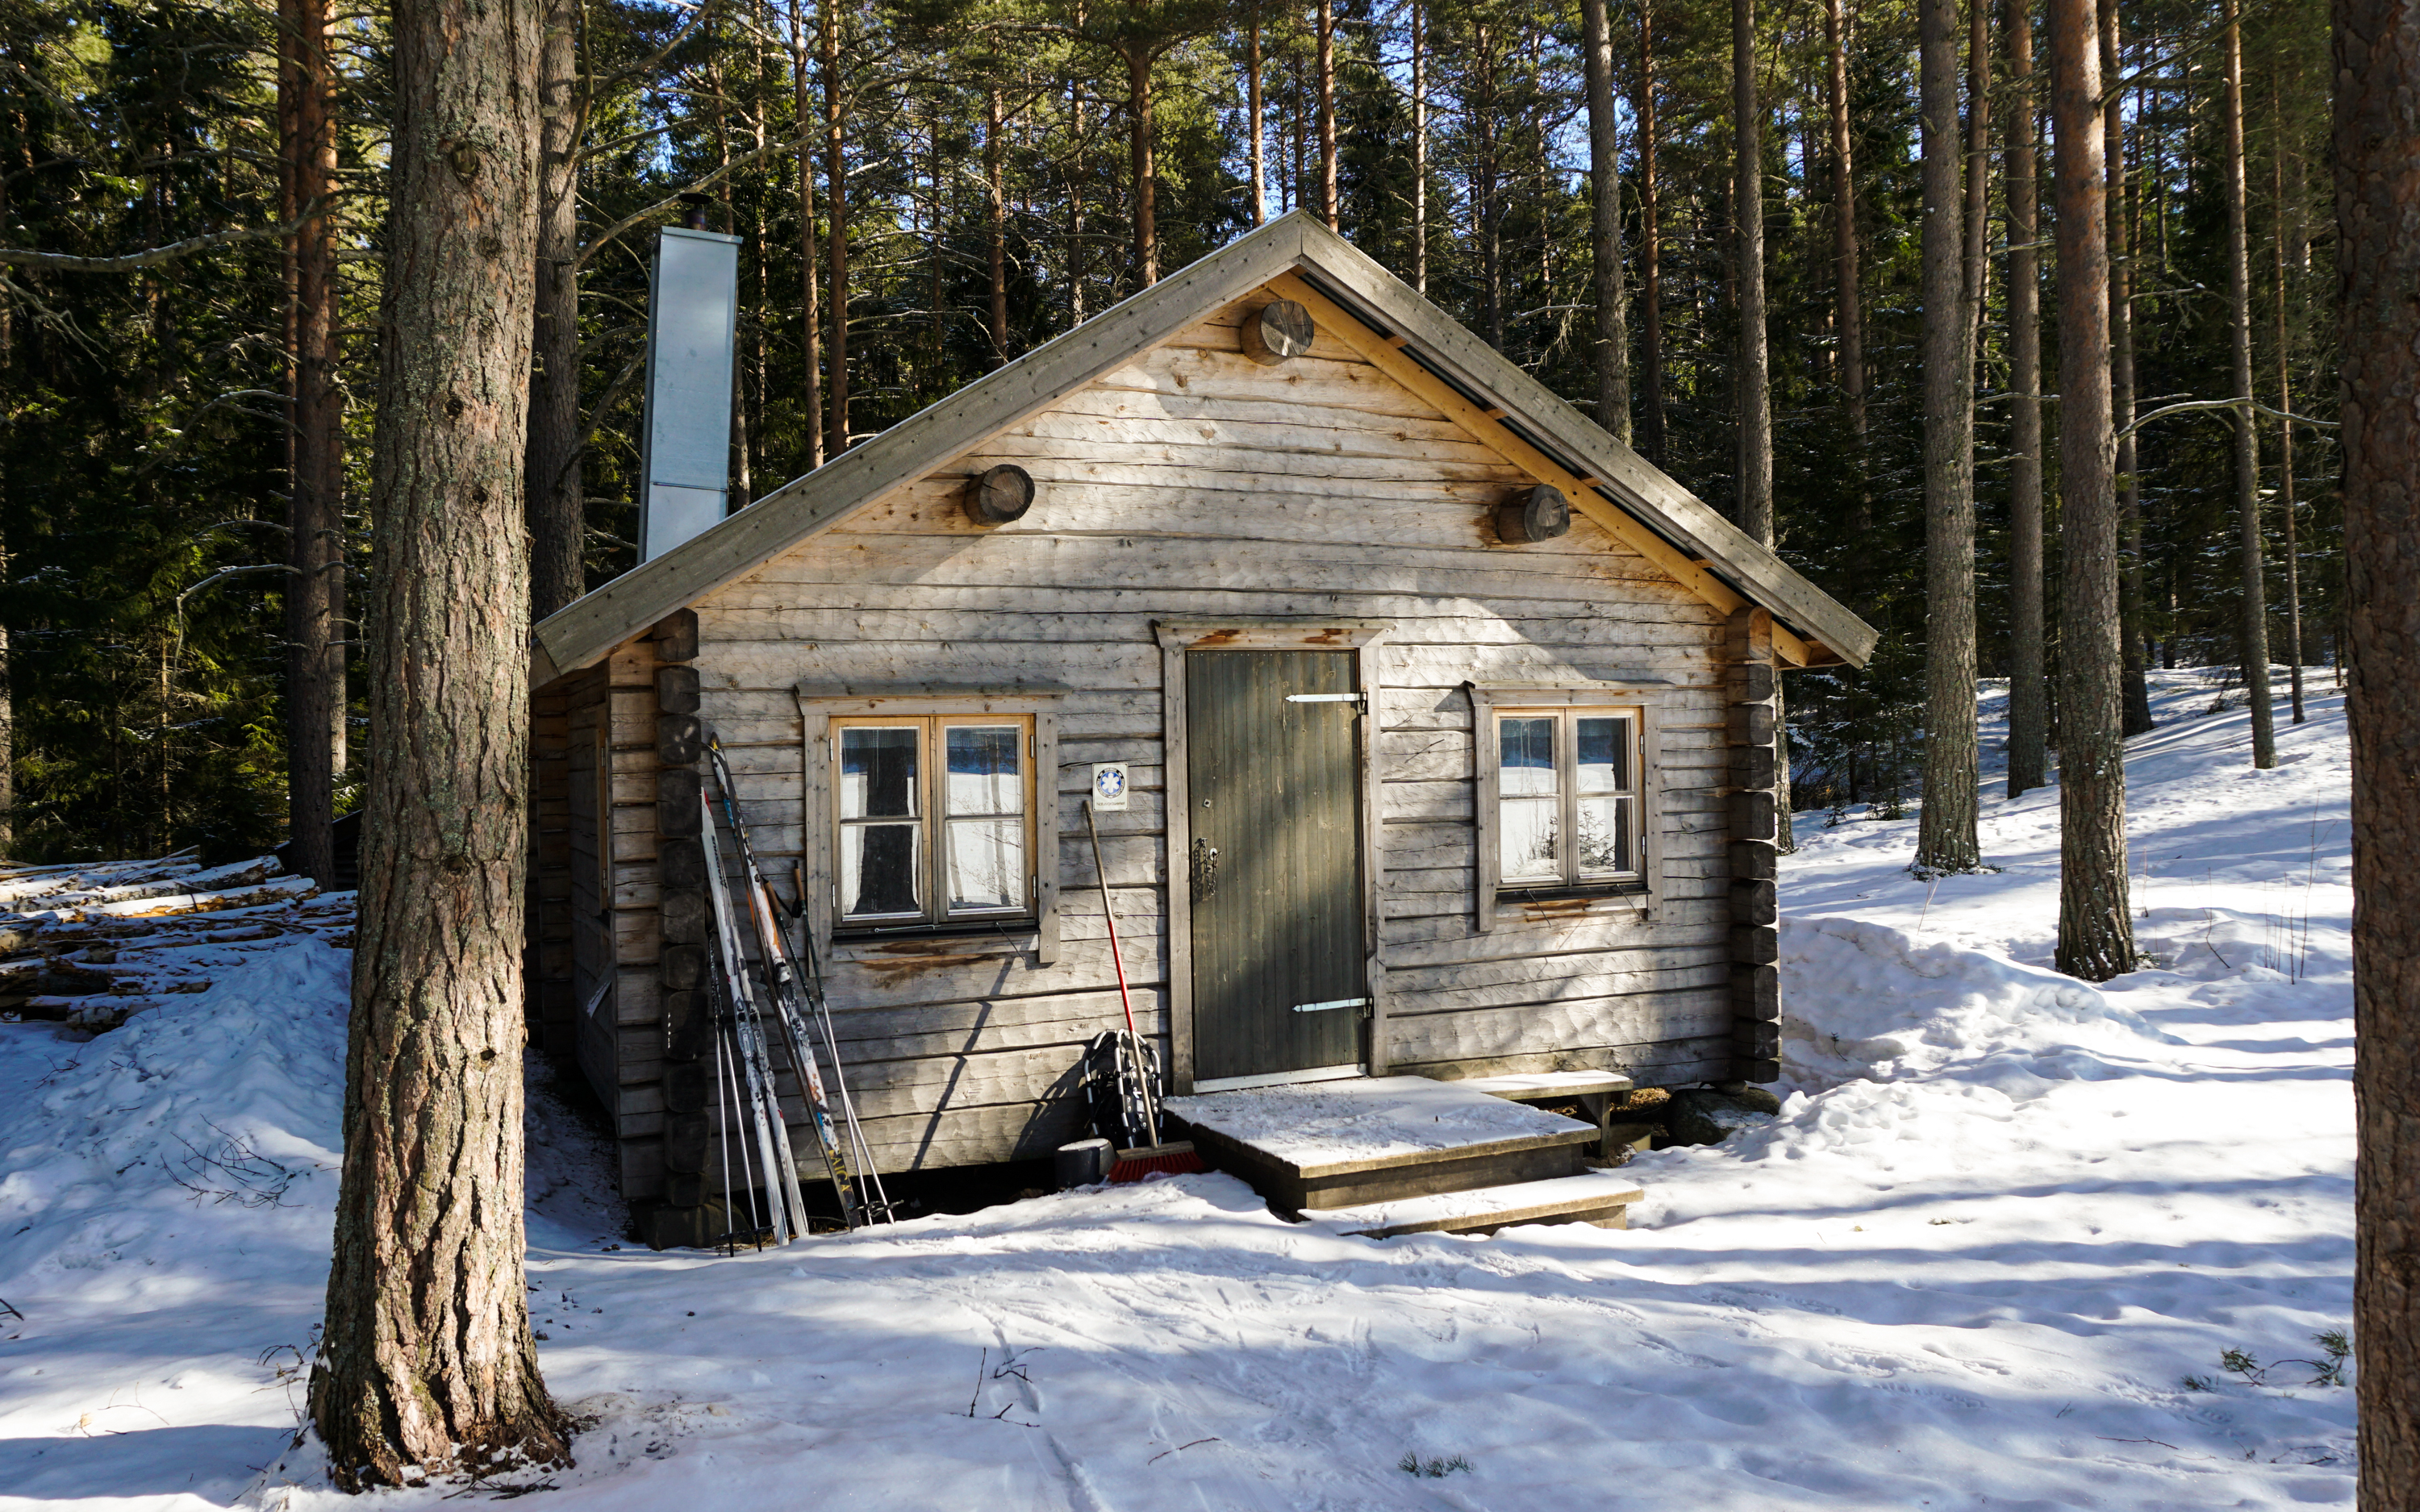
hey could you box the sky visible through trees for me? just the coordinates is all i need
[0,0,2340,866]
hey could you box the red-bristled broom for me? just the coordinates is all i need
[1085,798,1206,1181]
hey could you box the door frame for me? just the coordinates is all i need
[1155,618,1393,1094]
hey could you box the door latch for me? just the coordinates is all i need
[1190,837,1219,902]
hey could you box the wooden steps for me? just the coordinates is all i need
[1303,1170,1647,1238]
[1163,1074,1644,1234]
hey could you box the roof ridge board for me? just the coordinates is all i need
[1291,221,1879,668]
[530,214,1319,678]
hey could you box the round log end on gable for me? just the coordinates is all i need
[1241,298,1315,365]
[1496,484,1571,544]
[965,463,1036,525]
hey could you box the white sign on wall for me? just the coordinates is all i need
[1090,764,1129,812]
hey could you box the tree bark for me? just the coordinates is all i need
[820,0,848,447]
[308,0,569,1486]
[2005,0,2047,798]
[2048,0,2134,980]
[281,0,345,885]
[1249,4,1265,227]
[2103,0,2152,737]
[1316,0,1337,230]
[1129,46,1157,285]
[525,0,582,619]
[2336,0,2420,1493]
[2272,74,2305,725]
[2222,0,2276,769]
[1825,0,1865,531]
[1411,0,1426,292]
[791,0,824,467]
[1580,0,1630,446]
[1636,0,1665,466]
[1732,0,1771,544]
[1914,0,1979,874]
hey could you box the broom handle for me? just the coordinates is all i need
[1085,798,1159,1148]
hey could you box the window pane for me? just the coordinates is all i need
[945,817,1027,911]
[945,725,1023,815]
[1501,796,1559,881]
[1576,717,1630,793]
[1500,717,1558,798]
[1578,794,1634,874]
[840,727,919,818]
[841,823,920,917]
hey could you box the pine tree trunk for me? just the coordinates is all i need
[309,0,569,1485]
[1129,47,1156,285]
[1636,0,1665,466]
[1580,0,1630,446]
[2222,0,2276,768]
[2337,0,2420,1493]
[1732,0,1771,544]
[1249,5,1266,227]
[2105,0,2153,737]
[1825,0,1865,531]
[1915,0,1980,874]
[820,0,848,447]
[2048,0,2134,980]
[2272,77,2305,725]
[1316,0,1337,230]
[791,0,823,467]
[1411,0,1425,291]
[281,0,345,885]
[2004,0,2047,798]
[525,0,582,619]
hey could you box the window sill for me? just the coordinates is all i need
[829,918,1039,962]
[1492,881,1650,906]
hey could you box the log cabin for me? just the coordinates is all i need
[524,213,1878,1246]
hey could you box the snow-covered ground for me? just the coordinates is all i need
[0,669,2355,1509]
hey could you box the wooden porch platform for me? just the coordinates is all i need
[1162,1075,1638,1231]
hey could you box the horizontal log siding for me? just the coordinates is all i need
[645,299,1731,1175]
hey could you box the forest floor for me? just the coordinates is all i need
[0,669,2357,1510]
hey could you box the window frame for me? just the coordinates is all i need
[1467,682,1667,932]
[799,689,1063,963]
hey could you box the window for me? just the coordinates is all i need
[1465,680,1667,933]
[832,714,1036,931]
[1492,708,1643,890]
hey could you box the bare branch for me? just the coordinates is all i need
[0,202,328,273]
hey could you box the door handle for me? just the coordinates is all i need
[1190,837,1219,902]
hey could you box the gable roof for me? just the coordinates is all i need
[532,213,1877,682]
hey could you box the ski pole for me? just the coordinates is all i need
[1084,798,1159,1149]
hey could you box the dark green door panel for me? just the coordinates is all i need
[1187,651,1366,1082]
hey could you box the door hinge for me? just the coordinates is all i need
[1284,691,1366,705]
[1291,996,1371,1014]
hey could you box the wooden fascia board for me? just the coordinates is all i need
[529,216,1318,678]
[1285,225,1880,669]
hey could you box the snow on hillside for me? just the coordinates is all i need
[0,669,2356,1510]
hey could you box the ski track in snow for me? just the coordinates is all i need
[0,669,2355,1509]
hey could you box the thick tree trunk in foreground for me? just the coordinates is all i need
[1914,0,1979,874]
[1636,0,1667,465]
[308,0,568,1487]
[2337,0,2420,1496]
[1825,0,1865,534]
[2004,0,2047,798]
[2222,0,2276,769]
[1581,0,1630,446]
[281,0,344,885]
[1732,0,1771,546]
[2048,0,2134,981]
[525,0,582,620]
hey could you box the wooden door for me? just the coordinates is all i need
[1187,650,1366,1084]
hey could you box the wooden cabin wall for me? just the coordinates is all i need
[562,663,615,1107]
[659,297,1738,1177]
[528,683,574,1054]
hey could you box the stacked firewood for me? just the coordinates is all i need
[0,852,350,1032]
